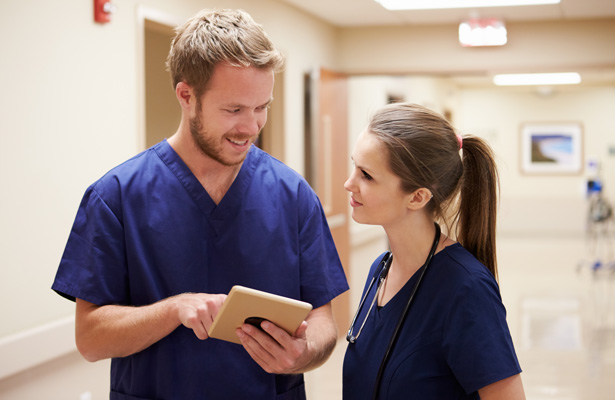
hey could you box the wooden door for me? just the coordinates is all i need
[306,68,350,338]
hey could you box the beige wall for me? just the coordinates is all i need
[339,19,615,74]
[1,0,614,397]
[457,85,615,236]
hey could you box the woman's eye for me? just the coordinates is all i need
[361,170,373,181]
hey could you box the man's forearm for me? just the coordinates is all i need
[75,297,181,362]
[296,303,339,373]
[75,292,226,362]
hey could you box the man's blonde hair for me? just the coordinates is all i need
[166,9,285,98]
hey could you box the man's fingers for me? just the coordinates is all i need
[176,293,227,340]
[236,327,277,373]
[293,321,308,338]
[238,322,307,373]
[259,320,291,346]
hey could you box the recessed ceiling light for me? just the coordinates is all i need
[493,72,581,86]
[375,0,560,10]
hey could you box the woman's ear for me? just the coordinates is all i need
[406,188,433,210]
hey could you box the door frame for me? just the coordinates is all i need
[136,6,183,151]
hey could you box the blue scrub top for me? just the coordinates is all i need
[53,141,349,400]
[343,245,521,399]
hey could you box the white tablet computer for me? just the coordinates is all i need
[208,285,313,344]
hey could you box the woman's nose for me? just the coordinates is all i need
[343,175,354,192]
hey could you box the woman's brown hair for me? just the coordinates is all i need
[368,103,500,279]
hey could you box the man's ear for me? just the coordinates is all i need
[406,188,433,210]
[175,82,195,111]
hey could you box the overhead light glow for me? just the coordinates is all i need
[375,0,560,10]
[493,72,581,86]
[459,19,507,47]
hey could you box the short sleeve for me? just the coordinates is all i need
[442,270,521,393]
[297,186,349,308]
[52,185,128,305]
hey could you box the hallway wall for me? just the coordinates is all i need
[457,85,615,236]
[339,19,615,75]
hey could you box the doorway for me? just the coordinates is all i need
[305,67,351,337]
[144,18,180,148]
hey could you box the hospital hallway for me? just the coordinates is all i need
[305,234,615,400]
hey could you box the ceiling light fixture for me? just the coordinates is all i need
[459,18,507,47]
[493,72,581,86]
[375,0,560,10]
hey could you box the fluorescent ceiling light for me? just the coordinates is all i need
[375,0,560,10]
[459,19,507,47]
[493,72,581,86]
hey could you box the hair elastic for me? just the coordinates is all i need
[456,134,463,149]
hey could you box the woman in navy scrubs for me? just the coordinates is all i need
[343,103,525,399]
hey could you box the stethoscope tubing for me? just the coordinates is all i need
[371,222,441,399]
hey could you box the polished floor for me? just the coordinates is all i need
[305,234,615,400]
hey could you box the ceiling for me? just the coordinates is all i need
[277,0,615,27]
[276,0,615,88]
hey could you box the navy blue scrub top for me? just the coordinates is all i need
[53,141,349,400]
[343,245,521,399]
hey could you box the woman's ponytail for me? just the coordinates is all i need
[456,136,500,279]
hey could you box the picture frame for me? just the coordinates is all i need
[520,122,583,174]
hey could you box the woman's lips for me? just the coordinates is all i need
[349,196,363,207]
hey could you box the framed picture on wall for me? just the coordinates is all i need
[520,122,583,174]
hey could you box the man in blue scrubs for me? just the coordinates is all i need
[52,9,348,400]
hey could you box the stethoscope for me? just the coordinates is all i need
[347,222,441,399]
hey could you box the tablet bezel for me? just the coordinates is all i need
[208,285,313,344]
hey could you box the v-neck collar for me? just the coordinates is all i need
[375,246,451,318]
[155,140,261,235]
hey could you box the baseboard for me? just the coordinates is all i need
[0,315,76,380]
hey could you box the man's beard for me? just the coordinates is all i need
[189,109,253,167]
